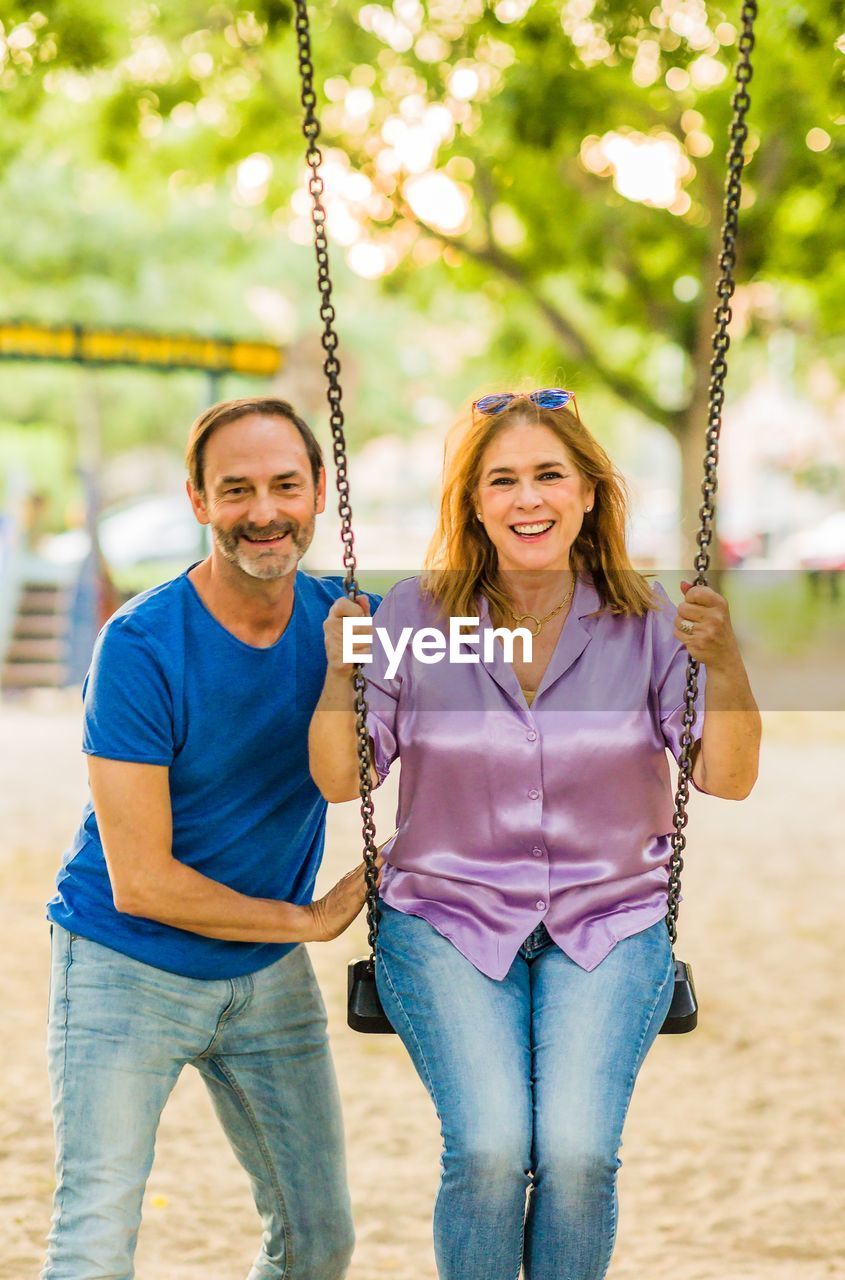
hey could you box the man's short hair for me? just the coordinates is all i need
[186,397,324,494]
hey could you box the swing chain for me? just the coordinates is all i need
[666,0,757,947]
[294,0,381,958]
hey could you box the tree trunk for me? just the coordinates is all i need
[679,397,726,592]
[679,243,728,577]
[679,389,708,572]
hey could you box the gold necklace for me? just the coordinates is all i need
[508,580,575,637]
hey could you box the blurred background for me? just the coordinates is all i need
[1,3,844,1278]
[0,0,843,696]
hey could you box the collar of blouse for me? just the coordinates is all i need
[475,575,603,707]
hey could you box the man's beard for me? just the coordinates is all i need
[211,514,315,581]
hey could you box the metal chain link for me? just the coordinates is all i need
[294,0,381,958]
[666,0,758,947]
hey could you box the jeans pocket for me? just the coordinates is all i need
[47,924,76,1027]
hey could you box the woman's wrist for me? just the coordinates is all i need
[703,642,747,680]
[326,660,355,680]
[703,650,759,715]
[319,664,358,709]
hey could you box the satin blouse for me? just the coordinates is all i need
[365,574,706,979]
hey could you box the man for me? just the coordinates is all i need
[43,397,375,1280]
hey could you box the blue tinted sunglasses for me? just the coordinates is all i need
[473,388,576,416]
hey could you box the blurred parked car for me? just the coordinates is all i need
[788,511,845,571]
[39,494,207,596]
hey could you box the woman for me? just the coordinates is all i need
[309,389,760,1280]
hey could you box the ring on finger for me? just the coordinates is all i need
[678,618,695,635]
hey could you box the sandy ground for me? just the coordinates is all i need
[1,697,843,1280]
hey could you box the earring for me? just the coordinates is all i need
[585,506,592,513]
[476,511,483,521]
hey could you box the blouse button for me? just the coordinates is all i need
[536,900,547,911]
[532,847,543,857]
[526,730,538,742]
[528,788,540,800]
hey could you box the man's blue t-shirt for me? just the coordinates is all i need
[47,568,375,980]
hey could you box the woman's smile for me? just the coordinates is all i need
[510,519,556,541]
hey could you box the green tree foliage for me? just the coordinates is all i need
[0,1,843,538]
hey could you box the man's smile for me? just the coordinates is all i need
[240,530,292,547]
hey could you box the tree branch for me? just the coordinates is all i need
[402,207,683,436]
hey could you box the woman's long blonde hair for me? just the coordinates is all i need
[422,396,656,623]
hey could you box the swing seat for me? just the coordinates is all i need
[348,958,396,1033]
[660,958,698,1034]
[348,955,697,1036]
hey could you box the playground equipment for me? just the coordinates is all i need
[292,0,760,1036]
[0,321,285,690]
[0,479,85,691]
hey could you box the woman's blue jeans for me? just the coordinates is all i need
[375,903,675,1280]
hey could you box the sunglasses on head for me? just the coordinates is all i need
[472,388,576,416]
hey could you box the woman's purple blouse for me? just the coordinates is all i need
[365,574,706,980]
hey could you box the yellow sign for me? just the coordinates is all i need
[0,320,283,377]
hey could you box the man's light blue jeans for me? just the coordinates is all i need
[375,903,675,1280]
[43,925,354,1280]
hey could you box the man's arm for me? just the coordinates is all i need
[89,756,371,943]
